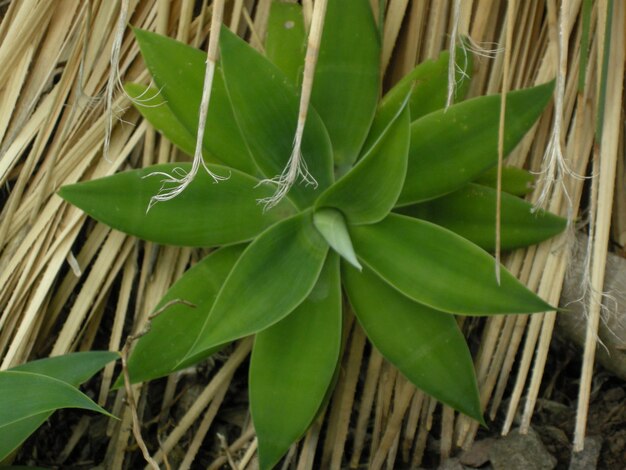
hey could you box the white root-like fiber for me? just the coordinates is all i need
[445,0,461,110]
[146,0,228,210]
[257,0,328,210]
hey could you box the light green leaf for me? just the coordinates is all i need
[317,96,410,224]
[133,28,256,174]
[399,183,566,251]
[121,246,244,386]
[473,166,536,196]
[313,209,361,270]
[311,0,380,169]
[382,47,473,122]
[0,371,113,461]
[251,253,341,470]
[398,81,554,205]
[351,213,552,315]
[59,163,295,247]
[265,2,305,85]
[1,352,118,461]
[220,27,333,209]
[185,212,329,359]
[344,264,483,423]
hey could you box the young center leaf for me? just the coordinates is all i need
[220,27,333,209]
[120,246,244,386]
[313,209,361,270]
[350,213,552,315]
[59,163,295,247]
[344,264,483,422]
[133,28,255,174]
[399,183,567,251]
[317,93,410,225]
[398,81,555,205]
[251,253,342,470]
[184,212,329,360]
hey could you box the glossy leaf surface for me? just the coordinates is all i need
[59,163,294,247]
[400,183,566,251]
[251,253,341,470]
[382,47,473,122]
[123,246,244,386]
[313,209,361,270]
[133,29,255,174]
[351,214,552,315]
[311,0,380,168]
[220,27,333,209]
[317,97,410,224]
[398,81,554,205]
[473,166,536,196]
[185,212,328,359]
[0,371,113,461]
[265,2,305,85]
[344,264,482,422]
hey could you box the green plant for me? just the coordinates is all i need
[59,2,565,468]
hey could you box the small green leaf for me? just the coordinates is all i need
[398,81,555,205]
[185,212,329,359]
[351,213,552,315]
[59,163,295,247]
[382,47,473,122]
[0,371,113,461]
[265,2,306,85]
[220,27,333,209]
[317,96,410,224]
[344,264,483,422]
[311,0,380,169]
[251,253,341,470]
[399,183,566,251]
[473,166,536,196]
[313,209,361,270]
[121,246,244,386]
[133,28,256,174]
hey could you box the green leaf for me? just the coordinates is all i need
[313,209,361,270]
[473,166,536,196]
[185,212,329,359]
[398,81,555,205]
[220,27,333,209]
[251,253,341,470]
[344,264,482,422]
[311,0,380,169]
[399,183,566,251]
[382,47,473,122]
[351,213,552,315]
[59,163,295,247]
[121,246,244,386]
[317,96,410,224]
[0,371,113,461]
[265,2,306,85]
[133,28,256,174]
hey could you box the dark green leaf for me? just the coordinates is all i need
[220,27,333,209]
[133,28,256,174]
[398,81,554,205]
[121,246,244,386]
[399,183,566,251]
[0,372,113,461]
[311,0,380,169]
[344,264,482,422]
[473,166,536,196]
[59,163,295,247]
[265,2,306,85]
[382,47,473,122]
[185,212,329,358]
[313,209,361,269]
[251,253,341,470]
[351,213,553,315]
[317,97,410,224]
